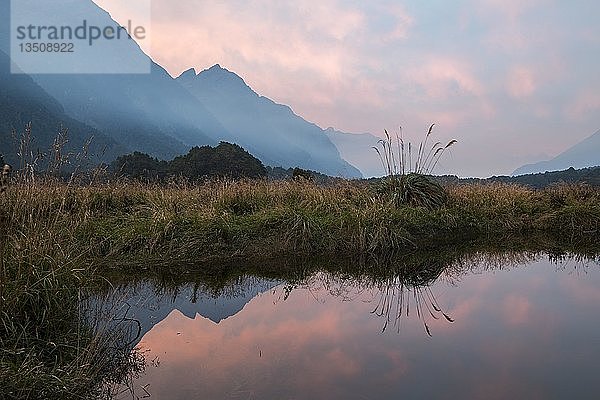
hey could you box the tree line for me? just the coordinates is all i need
[112,142,267,180]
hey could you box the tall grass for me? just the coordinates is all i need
[373,125,456,209]
[0,179,144,399]
[2,179,598,266]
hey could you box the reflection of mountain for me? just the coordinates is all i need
[103,277,281,346]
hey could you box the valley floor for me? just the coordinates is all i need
[1,179,599,398]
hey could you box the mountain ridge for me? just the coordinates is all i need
[178,64,363,178]
[325,128,384,178]
[1,1,364,177]
[514,129,600,175]
[0,50,124,166]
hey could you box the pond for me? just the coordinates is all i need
[104,252,600,399]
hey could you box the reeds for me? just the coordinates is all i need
[373,125,456,209]
[0,177,145,398]
[373,125,457,177]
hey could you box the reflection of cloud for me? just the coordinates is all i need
[126,256,600,399]
[503,295,532,326]
[560,274,600,304]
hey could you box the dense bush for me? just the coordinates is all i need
[112,142,267,181]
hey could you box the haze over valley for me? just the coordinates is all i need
[2,0,598,177]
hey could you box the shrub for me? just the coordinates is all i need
[373,125,455,209]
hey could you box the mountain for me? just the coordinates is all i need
[1,0,220,161]
[513,129,600,176]
[2,1,362,176]
[177,65,362,178]
[325,128,384,178]
[0,50,123,167]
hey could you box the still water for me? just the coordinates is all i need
[108,254,600,399]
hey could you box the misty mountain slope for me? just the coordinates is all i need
[2,0,224,160]
[514,129,600,175]
[178,65,362,178]
[325,128,384,178]
[0,50,123,166]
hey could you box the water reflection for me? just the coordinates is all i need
[95,276,281,350]
[103,252,600,399]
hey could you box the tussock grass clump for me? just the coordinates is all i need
[373,125,456,209]
[377,173,448,209]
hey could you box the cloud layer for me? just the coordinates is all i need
[95,0,600,176]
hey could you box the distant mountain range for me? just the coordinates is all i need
[324,128,384,178]
[0,0,362,178]
[514,129,600,176]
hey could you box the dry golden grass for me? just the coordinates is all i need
[1,179,598,267]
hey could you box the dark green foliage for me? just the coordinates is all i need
[436,166,600,188]
[292,167,315,181]
[377,174,448,209]
[266,166,341,185]
[170,142,267,180]
[112,142,267,181]
[112,152,168,180]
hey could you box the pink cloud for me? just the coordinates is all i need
[407,57,484,99]
[566,90,600,120]
[479,0,545,21]
[383,4,414,41]
[507,66,536,98]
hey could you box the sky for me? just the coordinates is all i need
[94,0,600,177]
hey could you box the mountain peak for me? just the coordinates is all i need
[180,64,256,95]
[177,67,197,82]
[201,64,241,79]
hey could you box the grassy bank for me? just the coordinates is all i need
[1,178,599,398]
[2,179,599,265]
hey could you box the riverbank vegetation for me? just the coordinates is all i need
[2,179,598,266]
[1,174,599,398]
